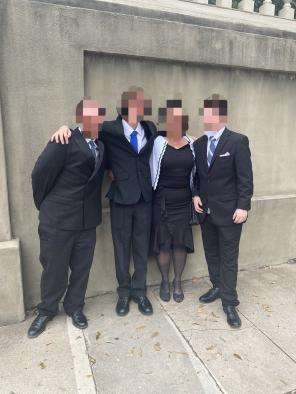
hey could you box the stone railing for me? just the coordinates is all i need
[191,0,295,19]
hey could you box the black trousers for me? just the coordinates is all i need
[38,223,96,317]
[110,198,152,297]
[200,215,242,307]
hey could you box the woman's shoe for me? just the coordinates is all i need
[172,280,184,303]
[159,281,171,302]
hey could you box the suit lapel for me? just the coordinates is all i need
[72,128,95,165]
[209,128,231,171]
[139,120,153,154]
[199,135,208,172]
[115,116,137,155]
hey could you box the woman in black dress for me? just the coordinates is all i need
[150,100,196,302]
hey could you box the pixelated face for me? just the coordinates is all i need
[159,100,188,136]
[120,87,152,125]
[203,107,222,125]
[76,99,106,139]
[166,107,183,133]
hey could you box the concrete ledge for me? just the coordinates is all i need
[0,239,25,325]
[84,195,296,299]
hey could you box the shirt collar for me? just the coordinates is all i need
[122,118,144,136]
[78,127,96,143]
[204,126,226,141]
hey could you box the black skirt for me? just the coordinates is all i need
[150,144,195,254]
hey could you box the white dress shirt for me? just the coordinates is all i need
[122,119,147,152]
[204,126,226,158]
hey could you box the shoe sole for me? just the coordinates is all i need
[72,321,88,329]
[115,310,129,317]
[27,327,46,339]
[199,296,220,304]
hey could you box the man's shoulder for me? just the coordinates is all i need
[141,119,157,134]
[226,128,248,142]
[193,134,207,146]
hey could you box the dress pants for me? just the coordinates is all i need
[38,223,96,317]
[110,198,152,298]
[200,215,242,307]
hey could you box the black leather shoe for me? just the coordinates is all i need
[199,287,220,303]
[71,310,88,329]
[27,315,52,338]
[116,297,130,316]
[223,305,241,328]
[172,280,184,303]
[132,296,153,316]
[159,281,170,302]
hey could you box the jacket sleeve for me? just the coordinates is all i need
[235,136,254,210]
[31,141,67,210]
[192,142,200,197]
[98,124,110,170]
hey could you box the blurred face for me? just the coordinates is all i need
[123,90,145,125]
[76,100,106,139]
[166,107,184,137]
[203,107,227,131]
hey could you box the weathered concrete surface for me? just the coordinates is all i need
[1,263,296,394]
[0,239,25,325]
[0,0,296,312]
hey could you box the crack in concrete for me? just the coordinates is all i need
[152,290,226,394]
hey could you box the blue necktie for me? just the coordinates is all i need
[207,136,216,167]
[130,130,138,153]
[88,140,97,158]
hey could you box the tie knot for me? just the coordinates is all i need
[131,130,138,137]
[209,136,216,142]
[88,140,96,148]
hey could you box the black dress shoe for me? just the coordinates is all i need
[27,315,52,338]
[223,305,241,328]
[172,280,184,303]
[71,310,88,329]
[199,287,220,303]
[116,296,130,316]
[132,295,153,316]
[159,281,170,302]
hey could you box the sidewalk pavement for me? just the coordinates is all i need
[1,262,296,394]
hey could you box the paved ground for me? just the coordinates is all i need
[1,262,296,394]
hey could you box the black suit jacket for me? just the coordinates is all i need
[32,128,105,230]
[193,128,253,226]
[100,116,157,205]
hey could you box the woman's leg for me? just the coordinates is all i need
[172,247,187,298]
[156,249,171,300]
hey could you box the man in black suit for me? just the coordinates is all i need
[51,87,157,317]
[28,100,106,338]
[193,94,253,328]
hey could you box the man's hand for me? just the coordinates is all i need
[193,196,204,213]
[233,209,248,224]
[108,170,114,181]
[50,125,72,145]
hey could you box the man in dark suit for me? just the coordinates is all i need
[51,87,157,317]
[193,94,253,328]
[28,100,106,338]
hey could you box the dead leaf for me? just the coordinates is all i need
[39,362,46,369]
[151,331,159,338]
[154,342,161,351]
[136,325,145,330]
[95,331,101,340]
[88,355,96,365]
[233,353,242,360]
[261,304,273,313]
[206,345,216,351]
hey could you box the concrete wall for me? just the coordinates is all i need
[0,0,296,317]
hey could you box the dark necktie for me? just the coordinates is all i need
[88,140,97,158]
[207,136,216,167]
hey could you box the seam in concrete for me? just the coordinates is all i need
[152,292,227,394]
[237,309,296,365]
[66,317,98,393]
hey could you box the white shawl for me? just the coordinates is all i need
[150,135,196,190]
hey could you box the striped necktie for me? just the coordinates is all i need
[207,136,216,167]
[88,140,97,158]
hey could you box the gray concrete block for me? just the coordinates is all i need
[0,239,25,325]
